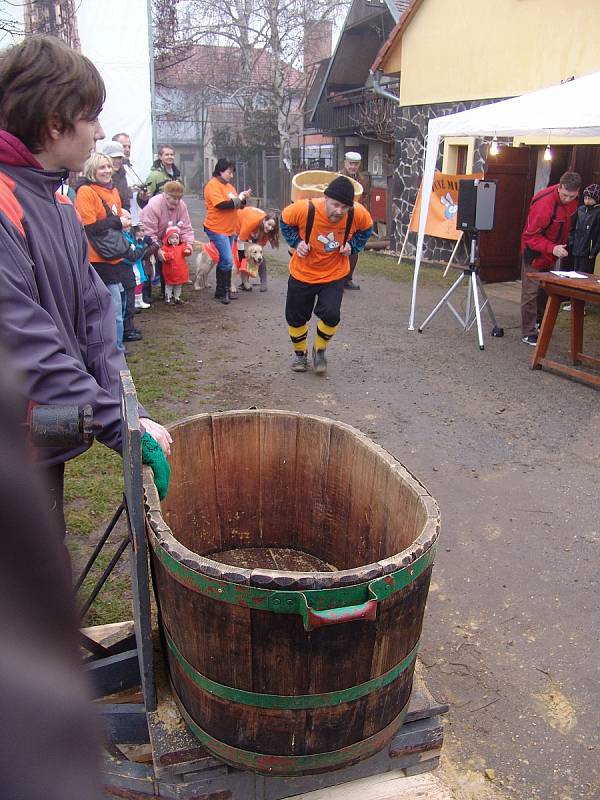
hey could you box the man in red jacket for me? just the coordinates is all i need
[520,171,581,345]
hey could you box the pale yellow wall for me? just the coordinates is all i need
[385,0,600,107]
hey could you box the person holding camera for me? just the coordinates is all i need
[520,171,581,345]
[112,132,146,223]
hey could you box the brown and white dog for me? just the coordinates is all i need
[193,241,219,290]
[232,243,264,293]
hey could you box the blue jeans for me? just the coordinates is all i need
[106,282,125,350]
[204,228,234,272]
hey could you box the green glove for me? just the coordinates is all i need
[141,432,171,500]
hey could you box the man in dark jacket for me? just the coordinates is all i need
[520,171,581,345]
[0,35,172,533]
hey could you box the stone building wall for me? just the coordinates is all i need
[392,98,506,263]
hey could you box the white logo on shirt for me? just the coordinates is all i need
[317,232,340,252]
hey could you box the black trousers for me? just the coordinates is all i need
[285,275,346,328]
[573,255,595,274]
[119,263,136,334]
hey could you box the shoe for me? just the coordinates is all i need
[135,299,151,309]
[240,284,252,291]
[561,303,571,312]
[312,347,327,374]
[521,334,538,346]
[344,281,360,290]
[260,285,268,292]
[124,330,143,342]
[173,297,186,305]
[291,351,308,372]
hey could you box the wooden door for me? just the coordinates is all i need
[478,146,536,283]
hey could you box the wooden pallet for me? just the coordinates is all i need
[100,657,448,800]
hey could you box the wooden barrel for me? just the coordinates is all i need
[291,170,363,202]
[144,411,440,776]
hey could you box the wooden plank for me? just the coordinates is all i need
[258,411,299,549]
[87,649,141,698]
[283,771,454,800]
[121,371,156,714]
[100,703,149,745]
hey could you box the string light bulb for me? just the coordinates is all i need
[543,144,552,161]
[489,136,499,156]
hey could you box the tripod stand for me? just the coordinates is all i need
[417,232,504,350]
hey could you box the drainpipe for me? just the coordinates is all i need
[369,69,400,104]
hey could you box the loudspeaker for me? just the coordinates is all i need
[456,179,497,232]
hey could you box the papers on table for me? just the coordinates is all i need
[550,271,589,278]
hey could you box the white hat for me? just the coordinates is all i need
[344,151,362,162]
[100,141,125,159]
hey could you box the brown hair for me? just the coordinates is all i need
[163,180,184,197]
[559,172,582,191]
[0,36,105,153]
[256,212,279,249]
[158,144,175,156]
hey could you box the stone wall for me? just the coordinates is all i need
[392,98,505,263]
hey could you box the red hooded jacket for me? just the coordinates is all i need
[521,184,579,270]
[161,230,191,284]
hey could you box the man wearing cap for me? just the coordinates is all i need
[100,139,131,212]
[113,132,146,224]
[281,175,373,374]
[340,151,371,290]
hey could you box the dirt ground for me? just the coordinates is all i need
[126,197,600,800]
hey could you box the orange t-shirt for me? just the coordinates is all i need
[75,183,123,264]
[203,177,239,235]
[282,197,373,284]
[237,206,267,245]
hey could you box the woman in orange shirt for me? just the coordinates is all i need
[235,207,279,292]
[203,158,251,304]
[76,152,133,352]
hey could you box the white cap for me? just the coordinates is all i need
[344,151,362,162]
[100,141,125,159]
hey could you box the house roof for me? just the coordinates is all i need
[156,44,304,92]
[370,0,424,73]
[307,0,403,124]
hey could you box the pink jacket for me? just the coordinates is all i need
[140,194,194,247]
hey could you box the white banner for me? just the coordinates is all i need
[77,0,154,181]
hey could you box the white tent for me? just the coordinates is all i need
[409,71,600,330]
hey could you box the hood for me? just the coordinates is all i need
[0,130,45,169]
[151,158,181,179]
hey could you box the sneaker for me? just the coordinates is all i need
[164,297,173,304]
[521,334,538,346]
[561,303,571,312]
[123,330,143,342]
[344,280,360,290]
[312,347,327,374]
[173,297,186,305]
[291,352,308,372]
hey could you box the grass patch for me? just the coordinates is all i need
[65,324,199,625]
[268,248,450,289]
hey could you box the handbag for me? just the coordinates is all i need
[86,198,132,261]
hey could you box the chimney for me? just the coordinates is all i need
[303,19,333,72]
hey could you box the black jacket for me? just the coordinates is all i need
[569,202,600,259]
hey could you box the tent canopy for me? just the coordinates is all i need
[409,71,600,329]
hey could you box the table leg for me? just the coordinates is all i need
[531,295,560,369]
[570,300,584,364]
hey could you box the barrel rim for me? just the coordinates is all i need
[143,410,440,589]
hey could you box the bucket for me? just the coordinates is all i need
[144,410,440,776]
[291,170,363,203]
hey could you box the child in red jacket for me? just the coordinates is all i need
[162,225,192,305]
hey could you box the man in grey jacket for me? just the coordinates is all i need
[0,35,172,534]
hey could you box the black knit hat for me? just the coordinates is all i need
[324,175,355,207]
[583,183,600,204]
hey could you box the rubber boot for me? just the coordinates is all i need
[221,269,231,305]
[214,269,225,300]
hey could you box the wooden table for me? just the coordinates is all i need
[528,271,600,387]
